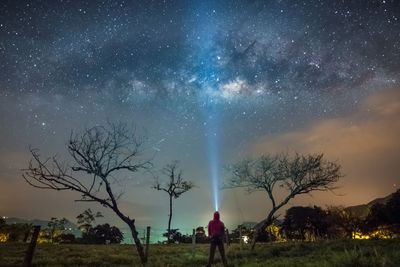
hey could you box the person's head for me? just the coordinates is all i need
[213,211,220,220]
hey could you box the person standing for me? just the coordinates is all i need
[207,211,228,267]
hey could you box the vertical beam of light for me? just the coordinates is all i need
[206,107,220,212]
[189,1,221,211]
[201,48,221,213]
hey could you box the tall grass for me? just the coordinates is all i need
[0,239,399,266]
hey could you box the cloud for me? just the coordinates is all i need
[251,89,400,206]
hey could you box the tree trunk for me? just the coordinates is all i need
[250,221,265,250]
[23,225,41,267]
[127,220,147,265]
[250,212,275,250]
[167,195,173,243]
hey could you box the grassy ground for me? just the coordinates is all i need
[1,239,399,267]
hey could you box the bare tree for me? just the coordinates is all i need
[152,161,194,243]
[22,122,151,265]
[226,153,342,250]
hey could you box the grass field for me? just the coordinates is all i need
[1,239,400,267]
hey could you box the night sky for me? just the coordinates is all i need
[1,0,400,240]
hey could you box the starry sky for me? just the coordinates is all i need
[1,0,400,240]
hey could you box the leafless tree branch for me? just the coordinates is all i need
[22,122,151,265]
[226,152,342,249]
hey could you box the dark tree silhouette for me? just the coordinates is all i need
[195,226,208,243]
[384,189,400,225]
[282,206,329,240]
[58,233,76,243]
[76,209,103,235]
[365,189,400,232]
[152,161,194,243]
[22,122,151,265]
[226,153,341,249]
[1,222,32,242]
[365,202,389,230]
[47,217,67,243]
[326,206,363,239]
[161,229,183,243]
[87,223,124,244]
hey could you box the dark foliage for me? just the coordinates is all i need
[76,209,103,235]
[1,223,32,242]
[47,217,67,243]
[58,233,76,243]
[195,226,208,243]
[386,190,400,224]
[328,206,364,238]
[82,223,123,244]
[282,206,329,240]
[162,229,183,243]
[365,189,400,232]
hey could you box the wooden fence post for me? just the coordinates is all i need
[145,226,151,262]
[239,226,242,249]
[191,229,196,258]
[22,225,41,267]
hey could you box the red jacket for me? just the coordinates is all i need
[208,211,225,238]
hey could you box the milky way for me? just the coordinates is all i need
[1,0,399,235]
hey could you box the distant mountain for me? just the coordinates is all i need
[345,192,395,218]
[5,217,49,227]
[5,217,82,237]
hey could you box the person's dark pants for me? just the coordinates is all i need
[207,237,227,267]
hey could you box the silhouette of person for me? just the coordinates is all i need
[207,211,228,267]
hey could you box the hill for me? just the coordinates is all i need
[345,192,395,218]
